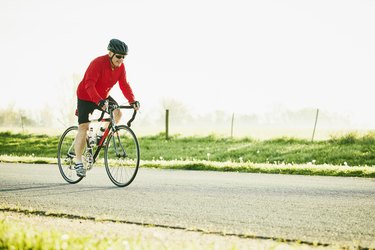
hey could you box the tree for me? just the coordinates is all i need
[56,73,81,127]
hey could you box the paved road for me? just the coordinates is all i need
[0,163,374,248]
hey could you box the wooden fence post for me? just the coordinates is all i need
[231,113,235,138]
[165,109,169,140]
[21,115,25,133]
[312,108,319,142]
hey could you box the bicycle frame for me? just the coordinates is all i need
[87,105,137,165]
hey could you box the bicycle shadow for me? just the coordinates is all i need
[0,182,120,195]
[0,183,68,192]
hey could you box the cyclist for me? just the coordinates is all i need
[74,38,140,177]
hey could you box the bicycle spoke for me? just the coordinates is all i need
[57,126,83,184]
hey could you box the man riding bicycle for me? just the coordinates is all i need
[74,38,140,177]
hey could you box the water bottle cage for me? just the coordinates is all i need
[88,137,96,147]
[95,127,105,146]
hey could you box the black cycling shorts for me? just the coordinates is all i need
[77,96,118,124]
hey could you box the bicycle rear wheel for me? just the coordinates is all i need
[57,126,83,184]
[104,125,140,187]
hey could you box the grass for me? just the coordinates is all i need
[1,131,375,177]
[0,131,57,157]
[0,155,374,177]
[0,209,301,250]
[0,215,153,250]
[140,160,375,178]
[115,132,375,166]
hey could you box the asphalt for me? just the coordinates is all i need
[0,163,374,249]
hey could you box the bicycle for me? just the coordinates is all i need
[57,104,140,187]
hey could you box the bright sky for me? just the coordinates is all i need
[0,0,374,128]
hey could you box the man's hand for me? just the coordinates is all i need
[131,101,140,111]
[98,100,109,111]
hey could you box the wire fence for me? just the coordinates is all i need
[0,107,370,141]
[157,108,355,141]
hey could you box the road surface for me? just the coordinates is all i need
[0,163,374,248]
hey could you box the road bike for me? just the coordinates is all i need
[57,104,140,187]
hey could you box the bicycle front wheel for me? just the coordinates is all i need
[57,126,83,184]
[104,125,140,187]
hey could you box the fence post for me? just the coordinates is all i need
[165,109,169,140]
[311,108,319,142]
[21,115,25,133]
[231,113,235,138]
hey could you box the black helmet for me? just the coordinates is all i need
[107,39,128,55]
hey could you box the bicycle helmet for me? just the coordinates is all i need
[107,39,128,55]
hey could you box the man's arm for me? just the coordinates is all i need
[118,68,136,104]
[84,60,103,105]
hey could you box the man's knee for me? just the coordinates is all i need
[114,110,122,122]
[78,122,90,132]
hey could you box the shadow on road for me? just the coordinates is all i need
[0,183,119,194]
[0,183,68,192]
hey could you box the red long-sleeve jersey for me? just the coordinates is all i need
[76,55,135,104]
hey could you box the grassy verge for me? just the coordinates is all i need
[0,218,131,250]
[141,160,375,178]
[0,209,317,250]
[1,131,374,177]
[0,212,180,250]
[1,155,374,178]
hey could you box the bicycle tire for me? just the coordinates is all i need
[57,126,83,184]
[104,125,140,187]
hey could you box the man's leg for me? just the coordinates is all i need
[107,96,122,125]
[113,109,122,124]
[74,122,89,177]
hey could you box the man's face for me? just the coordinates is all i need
[111,54,126,68]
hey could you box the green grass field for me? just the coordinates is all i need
[1,131,375,165]
[1,131,374,177]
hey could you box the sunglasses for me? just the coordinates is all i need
[115,54,126,59]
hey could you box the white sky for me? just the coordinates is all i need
[0,0,374,128]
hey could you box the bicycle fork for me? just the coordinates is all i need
[112,131,127,158]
